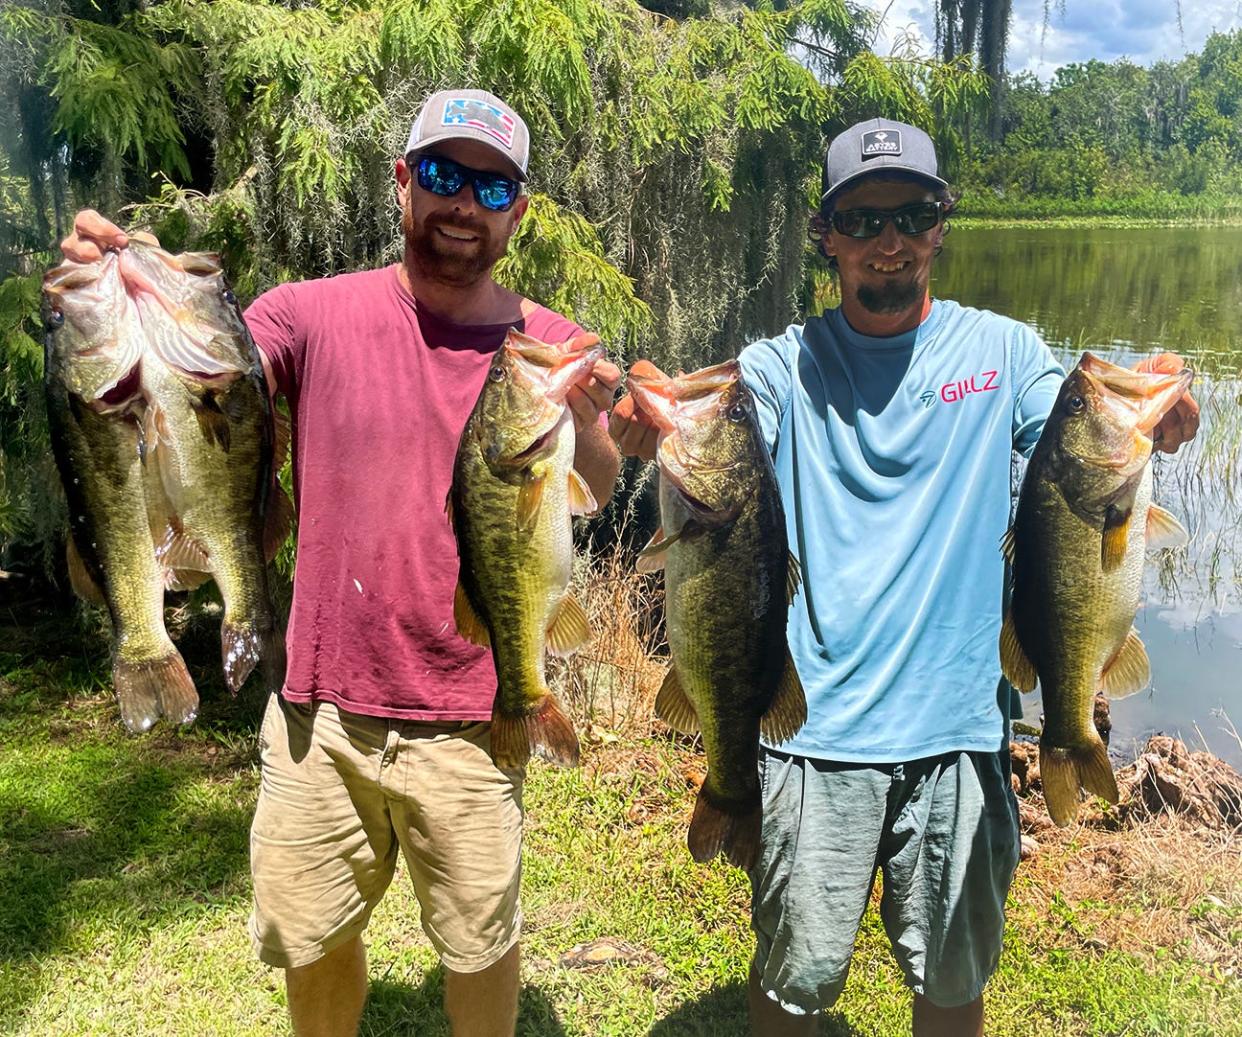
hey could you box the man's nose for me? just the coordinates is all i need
[875,220,904,251]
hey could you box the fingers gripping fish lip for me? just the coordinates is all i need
[1079,353,1194,434]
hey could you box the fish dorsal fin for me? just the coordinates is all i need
[1101,508,1130,572]
[65,537,105,606]
[760,651,807,745]
[567,468,598,517]
[1000,609,1037,692]
[516,473,545,531]
[786,552,802,603]
[1099,627,1150,700]
[547,593,592,657]
[635,527,668,574]
[453,582,491,647]
[1000,526,1016,564]
[654,666,699,736]
[1146,504,1188,550]
[263,486,294,563]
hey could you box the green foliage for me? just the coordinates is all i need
[0,0,988,571]
[959,30,1242,207]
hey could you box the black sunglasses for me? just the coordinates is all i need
[831,201,944,239]
[414,154,520,212]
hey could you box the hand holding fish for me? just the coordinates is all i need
[566,357,621,433]
[608,359,668,460]
[1135,353,1200,453]
[60,209,158,262]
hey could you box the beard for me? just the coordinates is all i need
[403,205,507,286]
[854,274,924,315]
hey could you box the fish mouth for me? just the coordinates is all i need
[628,359,742,431]
[504,330,604,403]
[1079,353,1194,434]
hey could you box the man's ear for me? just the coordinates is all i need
[395,157,411,206]
[509,193,530,231]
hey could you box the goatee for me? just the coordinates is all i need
[855,277,923,315]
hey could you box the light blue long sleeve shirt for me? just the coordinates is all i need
[740,299,1064,763]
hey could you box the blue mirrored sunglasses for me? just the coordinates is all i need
[414,155,520,212]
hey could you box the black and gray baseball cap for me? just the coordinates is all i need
[405,88,531,183]
[821,118,947,209]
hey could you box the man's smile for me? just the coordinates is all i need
[869,260,910,274]
[435,225,480,242]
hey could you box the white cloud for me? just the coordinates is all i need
[862,0,1242,82]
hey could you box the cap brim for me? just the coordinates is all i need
[406,134,528,183]
[822,167,947,207]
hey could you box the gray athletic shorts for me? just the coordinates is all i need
[749,745,1020,1013]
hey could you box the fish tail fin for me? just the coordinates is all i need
[688,787,762,871]
[221,619,263,695]
[490,692,580,770]
[1040,736,1118,827]
[114,652,199,733]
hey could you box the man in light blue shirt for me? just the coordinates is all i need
[611,118,1199,1036]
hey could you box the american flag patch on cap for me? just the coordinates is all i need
[442,98,516,148]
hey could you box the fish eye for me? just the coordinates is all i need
[727,402,747,423]
[488,365,506,383]
[221,287,237,306]
[1067,394,1086,414]
[47,309,64,328]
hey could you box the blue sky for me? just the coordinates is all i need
[865,0,1242,81]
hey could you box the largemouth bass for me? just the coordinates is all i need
[1001,353,1192,826]
[449,330,603,769]
[629,360,805,869]
[43,243,291,731]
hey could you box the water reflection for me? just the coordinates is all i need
[937,228,1242,767]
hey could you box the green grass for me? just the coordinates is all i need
[1,610,1238,1036]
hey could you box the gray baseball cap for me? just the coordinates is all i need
[821,118,947,209]
[405,88,530,183]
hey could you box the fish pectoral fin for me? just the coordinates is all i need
[635,528,669,574]
[1100,509,1130,572]
[1099,628,1150,699]
[999,610,1038,692]
[516,473,546,531]
[547,593,592,656]
[785,552,802,603]
[165,568,212,592]
[760,651,807,745]
[654,666,700,736]
[1145,504,1189,550]
[1000,526,1016,564]
[190,392,231,452]
[452,583,491,647]
[567,468,599,517]
[263,486,295,564]
[65,537,105,606]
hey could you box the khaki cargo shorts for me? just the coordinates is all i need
[248,694,524,973]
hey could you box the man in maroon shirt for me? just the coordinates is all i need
[61,88,621,1037]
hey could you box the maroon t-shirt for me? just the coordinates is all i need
[244,265,583,720]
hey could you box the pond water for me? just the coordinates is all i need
[934,226,1242,767]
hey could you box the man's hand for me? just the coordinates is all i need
[567,359,621,433]
[1135,352,1200,454]
[59,209,158,263]
[608,359,668,462]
